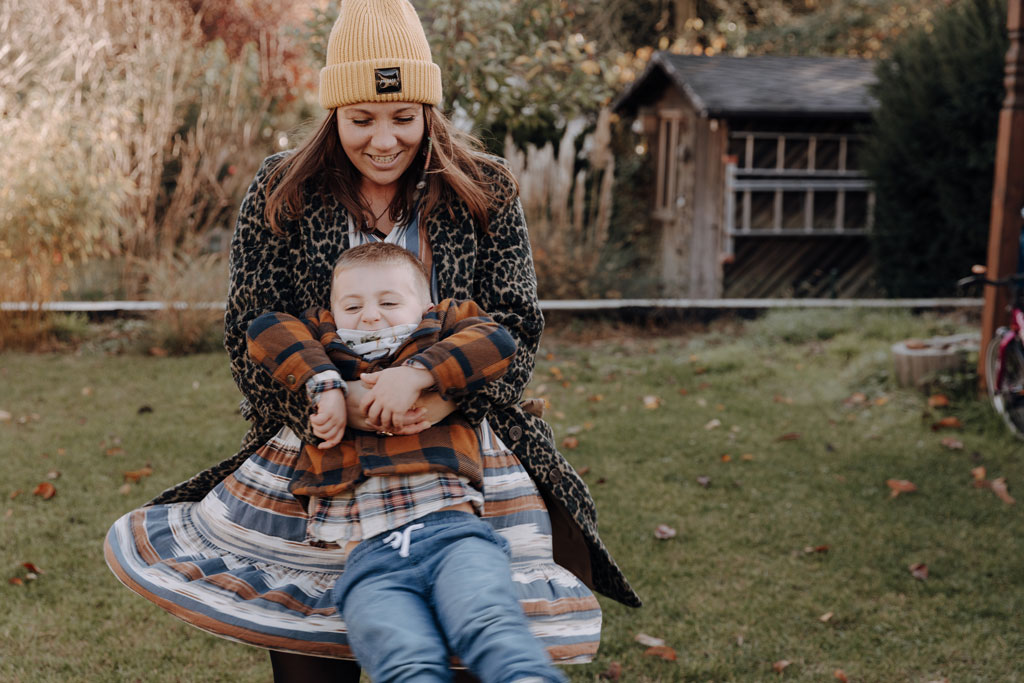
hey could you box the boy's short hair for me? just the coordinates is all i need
[332,242,431,300]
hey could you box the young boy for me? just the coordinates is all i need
[246,242,565,683]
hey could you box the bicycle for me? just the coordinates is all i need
[958,266,1024,439]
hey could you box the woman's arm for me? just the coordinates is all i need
[459,192,544,425]
[223,154,320,443]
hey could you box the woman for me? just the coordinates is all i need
[105,1,640,680]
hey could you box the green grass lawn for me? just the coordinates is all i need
[2,309,1022,682]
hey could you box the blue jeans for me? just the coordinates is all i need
[334,510,567,683]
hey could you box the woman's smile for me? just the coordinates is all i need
[336,102,425,192]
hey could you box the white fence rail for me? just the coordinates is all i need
[1,298,984,313]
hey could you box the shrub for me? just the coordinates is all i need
[862,0,1007,296]
[1,0,312,298]
[142,253,228,355]
[505,110,616,299]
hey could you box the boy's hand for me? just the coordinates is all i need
[359,366,434,433]
[310,388,347,449]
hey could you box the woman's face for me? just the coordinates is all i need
[336,102,425,193]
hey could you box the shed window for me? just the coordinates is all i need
[724,131,874,242]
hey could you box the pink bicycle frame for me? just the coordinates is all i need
[994,307,1024,388]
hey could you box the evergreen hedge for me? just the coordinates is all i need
[863,0,1007,296]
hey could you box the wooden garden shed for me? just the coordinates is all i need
[612,53,878,298]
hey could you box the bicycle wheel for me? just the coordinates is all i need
[985,332,1024,440]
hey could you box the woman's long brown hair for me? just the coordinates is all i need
[263,105,518,236]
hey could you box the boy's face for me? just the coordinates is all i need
[330,262,430,331]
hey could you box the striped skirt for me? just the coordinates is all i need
[104,423,601,663]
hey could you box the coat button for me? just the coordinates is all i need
[508,425,523,442]
[547,467,563,484]
[286,374,296,386]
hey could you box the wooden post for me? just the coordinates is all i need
[980,0,1024,387]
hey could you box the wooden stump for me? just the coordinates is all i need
[891,333,979,387]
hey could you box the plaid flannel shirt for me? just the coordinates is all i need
[247,299,517,499]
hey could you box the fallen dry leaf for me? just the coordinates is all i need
[32,482,56,500]
[10,489,22,500]
[147,346,168,357]
[940,437,964,450]
[971,466,987,482]
[909,562,929,580]
[105,447,125,457]
[575,465,591,476]
[990,477,1015,505]
[653,524,677,540]
[776,432,801,441]
[119,483,134,495]
[696,476,711,488]
[845,392,868,406]
[773,659,792,674]
[874,396,890,406]
[22,562,42,574]
[741,453,754,461]
[642,395,662,410]
[773,395,794,404]
[928,394,951,408]
[0,409,11,421]
[697,381,712,390]
[587,394,604,403]
[819,611,834,623]
[598,661,622,680]
[804,545,830,554]
[931,416,963,431]
[644,645,677,661]
[634,633,666,647]
[720,454,732,463]
[561,436,580,450]
[704,418,722,430]
[9,577,23,586]
[123,465,153,483]
[834,670,849,682]
[46,470,60,480]
[677,388,688,396]
[887,479,917,498]
[81,386,93,397]
[549,366,563,380]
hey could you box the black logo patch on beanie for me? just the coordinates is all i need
[374,68,402,94]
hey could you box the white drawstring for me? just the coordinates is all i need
[382,523,425,558]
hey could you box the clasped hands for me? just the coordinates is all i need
[310,365,438,449]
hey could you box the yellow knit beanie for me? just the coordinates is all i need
[319,0,442,109]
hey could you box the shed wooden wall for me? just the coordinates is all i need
[723,236,879,298]
[689,116,727,298]
[647,90,728,298]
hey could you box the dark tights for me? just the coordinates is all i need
[269,651,360,682]
[268,651,481,682]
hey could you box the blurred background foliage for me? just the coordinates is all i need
[0,0,987,349]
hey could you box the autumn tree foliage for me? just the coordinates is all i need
[863,0,1008,297]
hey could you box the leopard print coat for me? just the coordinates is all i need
[149,152,641,608]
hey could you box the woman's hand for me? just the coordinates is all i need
[344,379,450,435]
[358,367,435,432]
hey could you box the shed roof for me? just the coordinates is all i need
[613,53,876,119]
